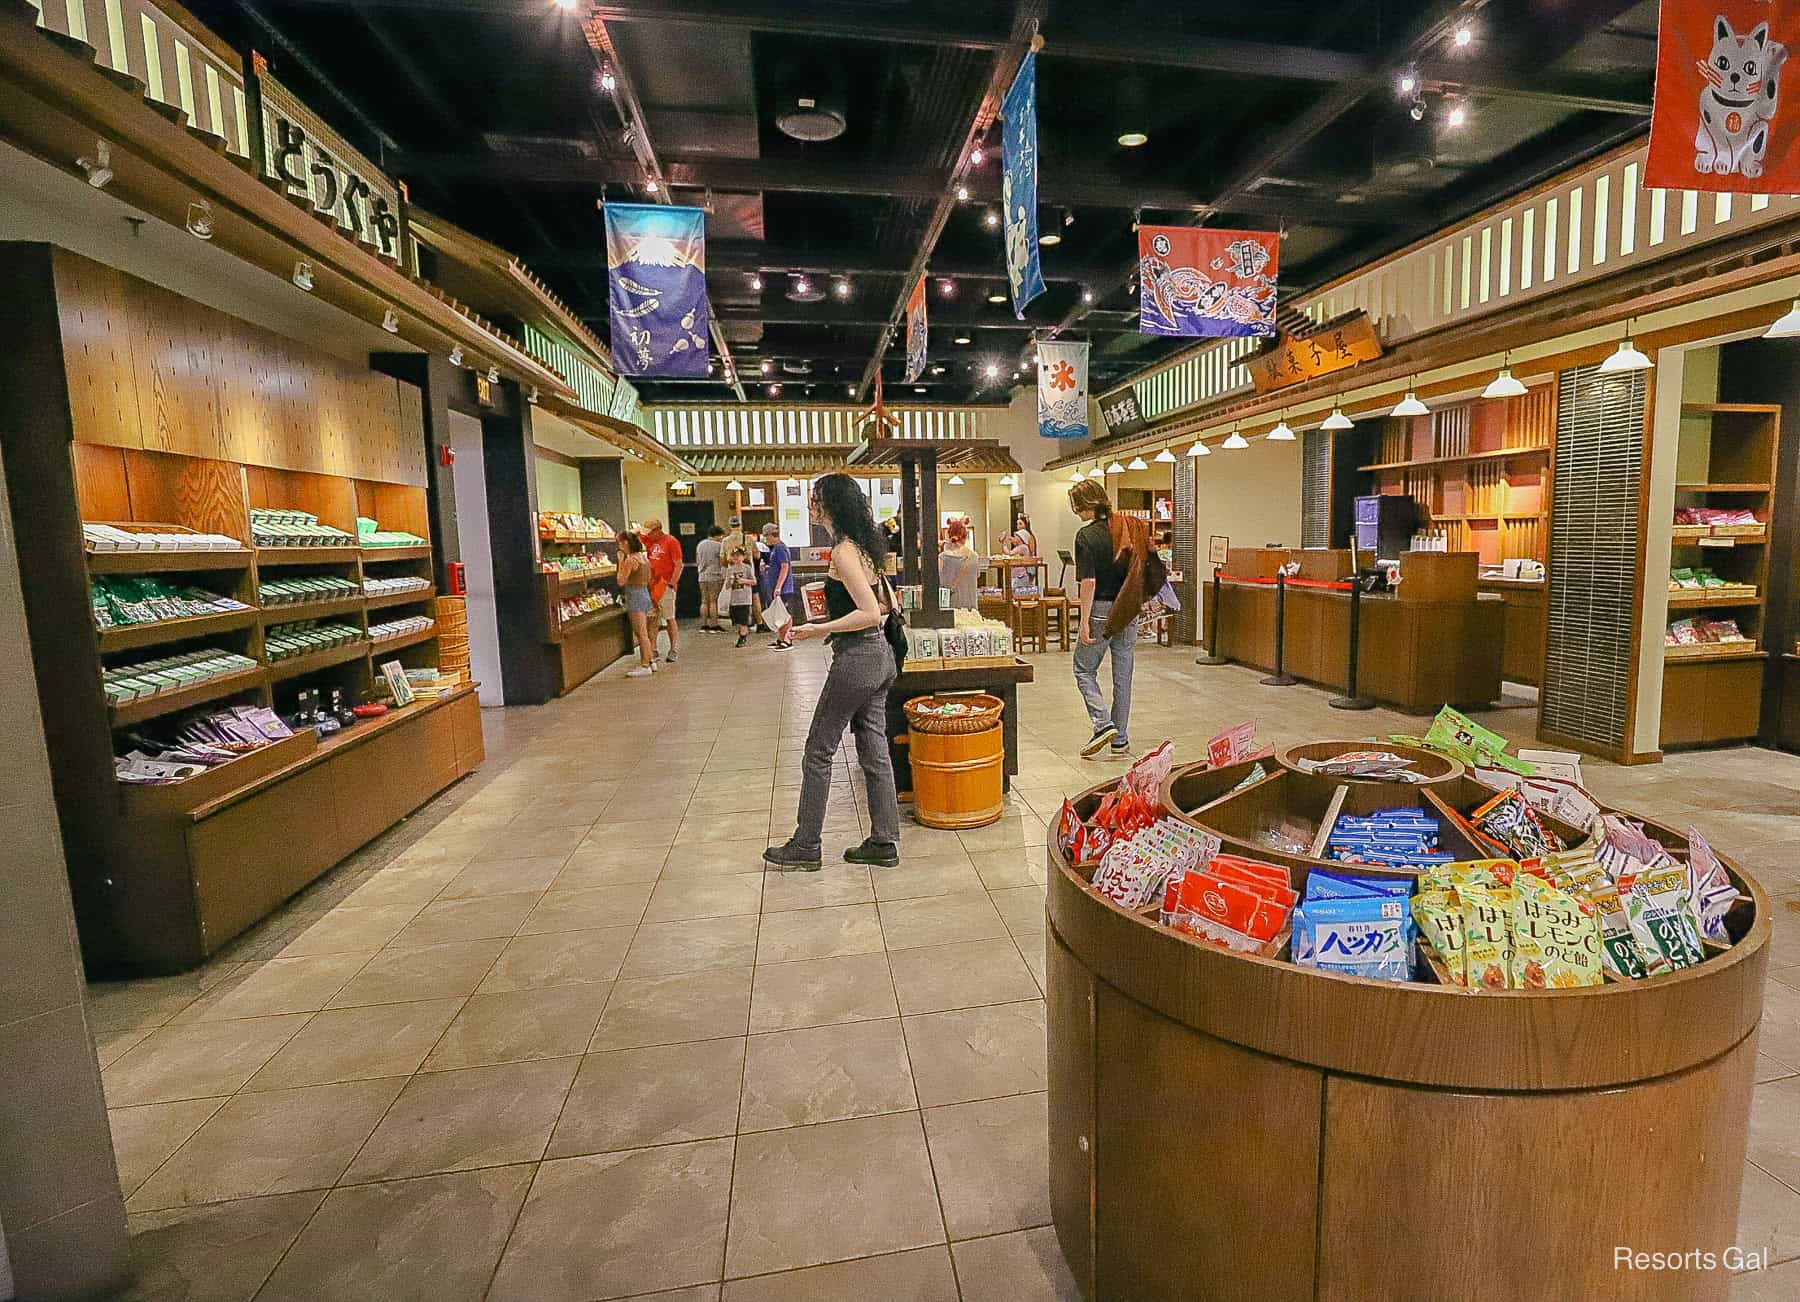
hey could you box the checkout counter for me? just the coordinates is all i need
[1207,547,1502,712]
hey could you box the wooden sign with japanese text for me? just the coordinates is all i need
[1246,313,1383,394]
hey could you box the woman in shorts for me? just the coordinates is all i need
[617,532,657,678]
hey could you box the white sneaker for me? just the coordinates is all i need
[626,666,652,678]
[665,650,678,663]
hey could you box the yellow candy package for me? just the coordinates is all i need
[1511,875,1605,989]
[1461,882,1515,990]
[1411,888,1467,987]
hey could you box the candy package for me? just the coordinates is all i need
[1307,869,1412,899]
[1054,800,1083,862]
[1206,722,1258,769]
[1685,829,1740,946]
[1511,875,1604,989]
[1632,867,1706,969]
[1411,889,1467,986]
[1461,881,1516,990]
[1161,868,1290,953]
[1293,894,1414,982]
[1470,788,1563,859]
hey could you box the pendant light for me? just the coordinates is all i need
[1321,405,1354,431]
[726,479,744,491]
[1088,465,1105,479]
[1221,428,1250,450]
[1107,460,1126,474]
[1483,355,1528,399]
[947,473,965,485]
[1599,325,1654,374]
[1186,439,1211,457]
[1766,300,1800,338]
[1068,468,1085,483]
[1153,447,1177,463]
[1266,414,1296,441]
[1391,382,1429,417]
[1127,455,1149,470]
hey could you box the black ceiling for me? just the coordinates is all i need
[191,0,1658,404]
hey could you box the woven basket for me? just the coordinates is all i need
[905,692,1004,735]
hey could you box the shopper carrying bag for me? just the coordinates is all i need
[764,474,904,871]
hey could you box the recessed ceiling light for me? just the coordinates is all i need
[750,274,763,291]
[1453,25,1472,47]
[1038,232,1061,246]
[969,147,983,165]
[1081,288,1094,304]
[760,359,773,375]
[1397,72,1417,95]
[916,387,928,395]
[938,278,956,297]
[983,209,1000,229]
[955,184,970,202]
[983,362,1000,380]
[930,365,946,375]
[954,334,972,345]
[1117,131,1148,147]
[987,291,1007,304]
[1446,103,1467,128]
[833,278,852,299]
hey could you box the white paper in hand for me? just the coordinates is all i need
[762,596,790,632]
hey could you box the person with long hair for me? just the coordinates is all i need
[616,531,658,678]
[1068,479,1153,757]
[764,474,903,870]
[939,517,981,609]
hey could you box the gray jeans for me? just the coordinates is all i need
[1072,599,1137,747]
[792,630,901,851]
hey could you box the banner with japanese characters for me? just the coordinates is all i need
[605,203,710,377]
[904,276,928,383]
[1002,52,1047,317]
[1037,339,1090,439]
[1138,226,1279,339]
[1647,1,1800,192]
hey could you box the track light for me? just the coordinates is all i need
[1446,103,1467,128]
[449,345,464,367]
[601,68,616,90]
[970,146,984,166]
[983,209,1000,230]
[487,366,500,384]
[1321,406,1354,431]
[1267,417,1296,441]
[1765,300,1800,338]
[1221,430,1249,450]
[1127,456,1148,471]
[77,140,112,188]
[1392,389,1430,417]
[1398,71,1418,95]
[955,185,970,202]
[1154,448,1177,463]
[1599,336,1653,374]
[760,359,773,375]
[381,308,399,334]
[930,365,946,375]
[644,177,660,193]
[1483,363,1528,399]
[750,274,763,291]
[1409,99,1426,122]
[1081,288,1094,304]
[1187,440,1210,457]
[291,261,314,292]
[767,382,781,396]
[1063,209,1075,227]
[847,384,857,397]
[939,278,956,297]
[527,386,539,404]
[1453,25,1472,48]
[185,200,214,240]
[983,361,1000,380]
[833,278,852,299]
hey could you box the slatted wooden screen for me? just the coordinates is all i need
[1172,455,1197,644]
[1301,430,1332,550]
[1540,362,1648,751]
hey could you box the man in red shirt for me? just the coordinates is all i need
[641,518,685,664]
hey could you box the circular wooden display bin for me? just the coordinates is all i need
[1047,770,1770,1302]
[906,695,1006,830]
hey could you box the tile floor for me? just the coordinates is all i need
[87,630,1800,1300]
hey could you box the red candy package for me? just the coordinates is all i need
[1162,869,1290,952]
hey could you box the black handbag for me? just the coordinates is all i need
[880,577,907,673]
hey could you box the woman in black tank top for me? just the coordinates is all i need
[763,474,903,871]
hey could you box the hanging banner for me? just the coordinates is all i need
[1002,52,1047,317]
[1037,340,1090,439]
[605,203,710,377]
[904,277,928,383]
[1138,226,1279,339]
[1647,2,1798,192]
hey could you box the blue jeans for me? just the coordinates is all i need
[1072,599,1137,748]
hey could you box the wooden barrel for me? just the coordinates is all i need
[908,723,1005,829]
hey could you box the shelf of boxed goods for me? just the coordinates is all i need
[1666,588,1761,609]
[96,607,260,654]
[87,549,254,576]
[256,546,363,567]
[266,640,372,684]
[1043,736,1770,1302]
[108,664,268,729]
[360,545,433,562]
[364,586,438,613]
[369,626,439,655]
[260,595,366,624]
[1357,444,1552,473]
[551,605,624,642]
[555,567,617,589]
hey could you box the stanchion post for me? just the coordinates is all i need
[1195,570,1229,666]
[1329,579,1375,710]
[1260,571,1298,687]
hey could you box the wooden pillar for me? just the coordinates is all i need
[479,384,556,705]
[900,458,920,585]
[916,450,952,629]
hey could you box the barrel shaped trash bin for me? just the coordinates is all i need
[908,724,1005,829]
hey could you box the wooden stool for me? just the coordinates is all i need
[1013,599,1046,653]
[1041,595,1072,651]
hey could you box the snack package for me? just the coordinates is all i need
[1206,721,1257,768]
[1307,869,1413,899]
[1470,788,1563,859]
[1613,877,1676,977]
[1572,877,1652,981]
[1054,800,1084,863]
[1122,742,1177,801]
[1511,875,1605,989]
[1411,889,1467,986]
[1162,869,1290,952]
[1632,867,1706,969]
[1461,881,1516,990]
[1293,894,1414,982]
[1685,828,1740,946]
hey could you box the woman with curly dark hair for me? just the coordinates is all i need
[764,474,903,870]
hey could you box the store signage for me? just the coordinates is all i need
[473,373,495,408]
[1245,313,1383,394]
[777,479,811,548]
[1037,339,1090,439]
[1002,51,1046,316]
[904,277,928,384]
[1646,1,1800,193]
[1099,389,1148,438]
[1138,226,1278,339]
[1209,535,1230,565]
[605,203,710,377]
[254,61,403,264]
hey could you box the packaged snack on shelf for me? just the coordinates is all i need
[1667,618,1703,645]
[1293,889,1414,983]
[1293,751,1423,782]
[1091,817,1216,911]
[1685,829,1741,946]
[1397,706,1535,775]
[1411,889,1467,986]
[1206,721,1258,768]
[1161,854,1291,953]
[1469,788,1563,858]
[1511,874,1604,989]
[1461,880,1516,990]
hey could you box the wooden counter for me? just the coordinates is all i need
[1047,763,1769,1302]
[1477,576,1547,685]
[886,658,1035,796]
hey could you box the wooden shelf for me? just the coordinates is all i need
[1427,512,1548,523]
[552,569,617,589]
[540,536,616,549]
[549,605,624,642]
[1675,483,1774,494]
[368,627,439,655]
[87,549,252,575]
[97,608,257,653]
[1667,589,1761,609]
[256,546,362,566]
[259,595,364,623]
[266,640,370,683]
[1359,444,1552,473]
[1664,645,1767,663]
[360,545,432,562]
[364,587,437,611]
[1681,402,1782,416]
[109,664,266,728]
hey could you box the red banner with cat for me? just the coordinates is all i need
[1647,1,1800,192]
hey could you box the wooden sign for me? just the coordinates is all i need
[473,373,495,408]
[1246,312,1383,394]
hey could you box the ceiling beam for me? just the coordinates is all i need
[524,242,1113,284]
[387,149,1407,226]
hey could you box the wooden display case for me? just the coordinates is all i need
[1662,404,1779,747]
[536,520,631,695]
[1048,750,1769,1302]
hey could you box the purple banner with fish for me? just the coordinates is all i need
[1137,225,1278,339]
[606,202,710,377]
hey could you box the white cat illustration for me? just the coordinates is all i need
[1696,15,1787,177]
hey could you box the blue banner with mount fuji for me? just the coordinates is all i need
[606,203,710,377]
